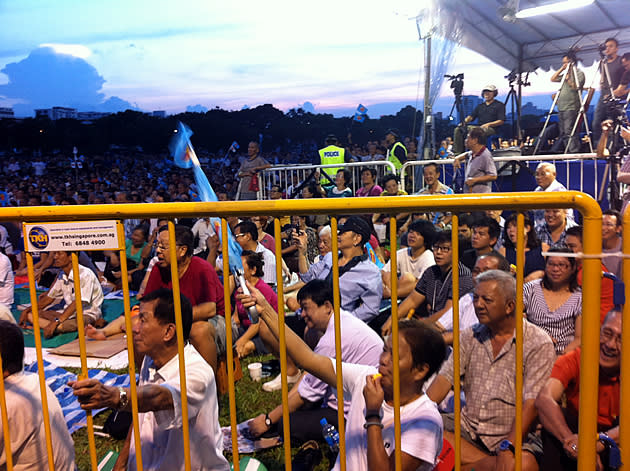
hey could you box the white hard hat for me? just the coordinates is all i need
[482,84,498,97]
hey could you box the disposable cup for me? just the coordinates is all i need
[248,362,262,381]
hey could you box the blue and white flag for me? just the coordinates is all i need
[169,121,243,271]
[356,104,368,114]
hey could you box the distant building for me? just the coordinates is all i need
[0,107,14,119]
[151,110,166,118]
[520,101,546,116]
[35,107,77,120]
[77,111,111,120]
[460,95,483,122]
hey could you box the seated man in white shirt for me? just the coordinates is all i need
[382,220,436,299]
[0,320,76,471]
[19,251,104,338]
[70,289,229,471]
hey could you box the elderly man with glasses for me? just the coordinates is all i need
[536,310,622,471]
[144,224,226,373]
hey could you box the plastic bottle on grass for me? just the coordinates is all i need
[320,418,339,453]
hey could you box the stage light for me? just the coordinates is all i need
[515,0,594,19]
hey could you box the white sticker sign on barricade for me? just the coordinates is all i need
[23,220,122,252]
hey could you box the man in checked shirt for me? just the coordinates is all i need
[427,270,555,471]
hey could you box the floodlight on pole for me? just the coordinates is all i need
[515,0,595,19]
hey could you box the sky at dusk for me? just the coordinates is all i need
[0,0,601,118]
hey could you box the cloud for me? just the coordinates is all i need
[0,46,136,116]
[98,96,139,113]
[299,101,315,113]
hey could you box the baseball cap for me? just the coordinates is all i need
[338,216,371,245]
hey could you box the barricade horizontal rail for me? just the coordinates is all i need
[0,192,605,471]
[400,152,604,196]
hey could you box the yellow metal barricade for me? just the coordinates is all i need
[0,192,608,471]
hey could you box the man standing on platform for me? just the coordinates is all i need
[550,53,585,153]
[593,38,625,145]
[452,127,498,194]
[453,85,505,154]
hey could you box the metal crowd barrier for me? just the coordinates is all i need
[258,160,396,199]
[400,153,604,197]
[0,192,613,471]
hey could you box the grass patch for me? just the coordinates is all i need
[71,356,332,470]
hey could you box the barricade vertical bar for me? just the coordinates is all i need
[71,251,99,470]
[115,222,143,471]
[514,213,525,471]
[330,216,346,471]
[167,221,192,471]
[577,206,602,471]
[221,218,240,471]
[620,209,630,471]
[330,221,347,468]
[24,251,55,471]
[451,215,461,471]
[0,355,14,471]
[389,217,402,471]
[273,218,292,471]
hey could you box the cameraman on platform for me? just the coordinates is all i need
[550,51,585,153]
[453,84,505,154]
[593,38,624,145]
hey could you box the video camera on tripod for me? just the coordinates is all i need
[603,96,629,128]
[504,70,531,87]
[445,73,464,97]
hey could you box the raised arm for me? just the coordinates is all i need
[238,281,337,387]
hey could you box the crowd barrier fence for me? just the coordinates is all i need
[258,160,396,199]
[257,153,608,205]
[0,192,620,471]
[400,152,605,197]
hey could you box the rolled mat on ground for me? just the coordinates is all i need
[24,359,135,434]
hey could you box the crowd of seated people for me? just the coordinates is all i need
[0,144,626,471]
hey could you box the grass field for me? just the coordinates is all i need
[70,356,333,470]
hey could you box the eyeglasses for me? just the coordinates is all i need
[156,243,182,251]
[601,328,622,347]
[433,245,452,253]
[546,261,571,270]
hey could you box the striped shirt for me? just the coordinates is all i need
[414,262,474,316]
[522,279,582,355]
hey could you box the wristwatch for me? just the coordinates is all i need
[118,387,129,410]
[264,413,272,428]
[498,439,515,454]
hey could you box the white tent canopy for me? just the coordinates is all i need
[438,0,630,73]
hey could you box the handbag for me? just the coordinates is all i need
[248,174,259,192]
